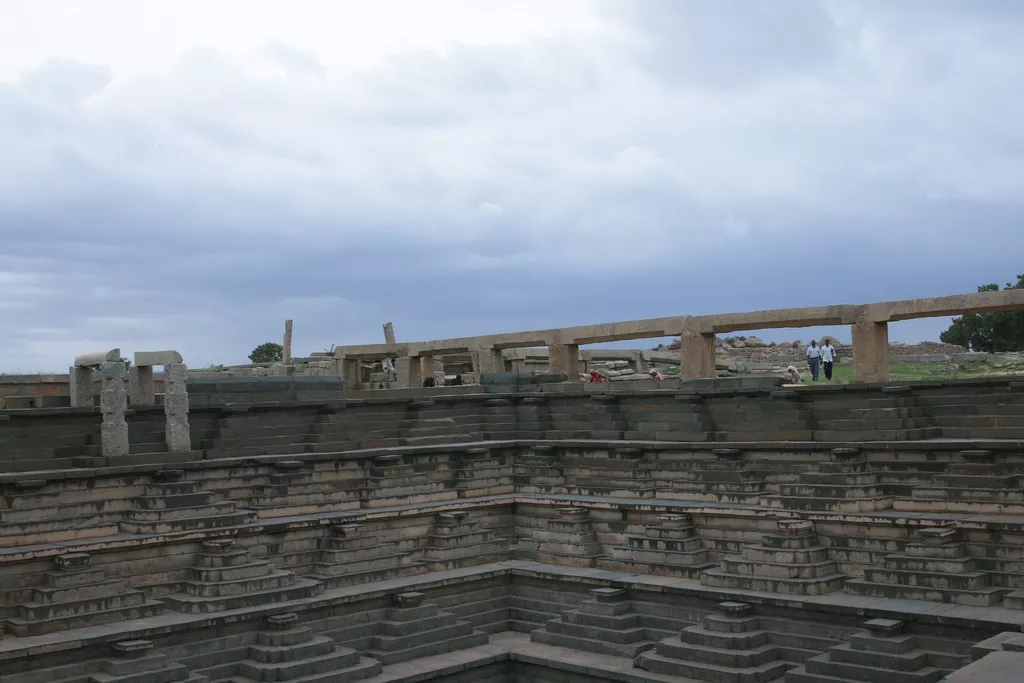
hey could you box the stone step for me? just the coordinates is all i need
[843,579,1006,606]
[308,562,428,589]
[546,618,647,645]
[761,496,894,513]
[364,630,488,665]
[863,568,988,590]
[531,628,655,658]
[678,626,770,650]
[124,501,239,522]
[162,578,321,613]
[20,589,146,621]
[189,562,277,583]
[6,599,164,636]
[637,650,793,682]
[247,635,335,663]
[120,510,253,534]
[180,570,296,597]
[828,642,930,672]
[238,647,359,680]
[701,568,846,596]
[881,555,976,574]
[721,556,839,580]
[659,636,783,668]
[802,652,945,683]
[225,656,382,683]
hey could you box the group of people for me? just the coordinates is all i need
[785,339,838,384]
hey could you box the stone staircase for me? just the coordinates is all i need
[530,587,657,658]
[545,394,628,440]
[162,539,321,613]
[708,392,815,441]
[198,613,381,683]
[6,553,162,636]
[701,519,846,596]
[762,447,894,513]
[362,453,456,508]
[896,449,1024,514]
[636,601,795,682]
[843,526,1006,606]
[364,592,488,664]
[0,476,141,547]
[620,393,712,441]
[657,448,767,505]
[307,522,425,589]
[453,446,513,498]
[785,618,948,683]
[600,513,714,578]
[245,460,361,518]
[90,640,203,683]
[120,470,254,534]
[561,447,654,498]
[513,445,565,494]
[421,511,508,571]
[514,506,602,568]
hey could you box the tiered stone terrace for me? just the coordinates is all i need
[4,375,1024,682]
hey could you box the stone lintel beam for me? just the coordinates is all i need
[133,350,183,367]
[75,349,121,368]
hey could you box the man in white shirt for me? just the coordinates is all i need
[806,340,821,381]
[820,340,837,381]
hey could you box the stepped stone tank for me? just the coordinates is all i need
[4,370,1024,682]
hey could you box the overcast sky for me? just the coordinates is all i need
[2,1,1022,372]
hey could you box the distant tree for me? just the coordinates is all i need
[940,276,1024,351]
[249,342,283,364]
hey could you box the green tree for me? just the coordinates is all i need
[249,342,283,364]
[940,276,1024,351]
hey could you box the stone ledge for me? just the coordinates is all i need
[4,559,1024,664]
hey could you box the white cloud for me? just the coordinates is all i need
[0,1,1023,371]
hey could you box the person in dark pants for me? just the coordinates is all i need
[820,339,837,381]
[806,340,821,381]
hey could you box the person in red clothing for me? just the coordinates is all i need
[648,370,664,381]
[588,370,608,383]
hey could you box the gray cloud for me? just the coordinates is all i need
[1,2,1023,372]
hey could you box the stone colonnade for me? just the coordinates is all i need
[333,290,1024,388]
[73,349,192,457]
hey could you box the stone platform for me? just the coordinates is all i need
[4,378,1024,682]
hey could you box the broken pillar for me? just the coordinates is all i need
[164,362,191,453]
[680,332,716,379]
[472,347,504,377]
[338,355,361,390]
[852,320,890,383]
[396,356,422,388]
[98,360,130,458]
[69,366,95,407]
[129,365,155,406]
[383,322,396,345]
[548,344,579,378]
[283,319,293,364]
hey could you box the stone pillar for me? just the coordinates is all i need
[395,356,421,388]
[129,365,155,405]
[852,321,890,383]
[340,356,361,390]
[680,332,716,379]
[631,351,646,373]
[383,322,396,345]
[69,366,95,407]
[283,319,293,364]
[97,361,130,458]
[472,347,504,378]
[420,355,435,384]
[548,344,580,378]
[163,363,191,453]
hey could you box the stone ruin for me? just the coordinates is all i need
[4,292,1024,682]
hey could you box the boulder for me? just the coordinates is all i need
[745,336,767,347]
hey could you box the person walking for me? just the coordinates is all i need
[820,339,837,381]
[806,340,821,381]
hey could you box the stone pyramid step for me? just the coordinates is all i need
[637,651,792,682]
